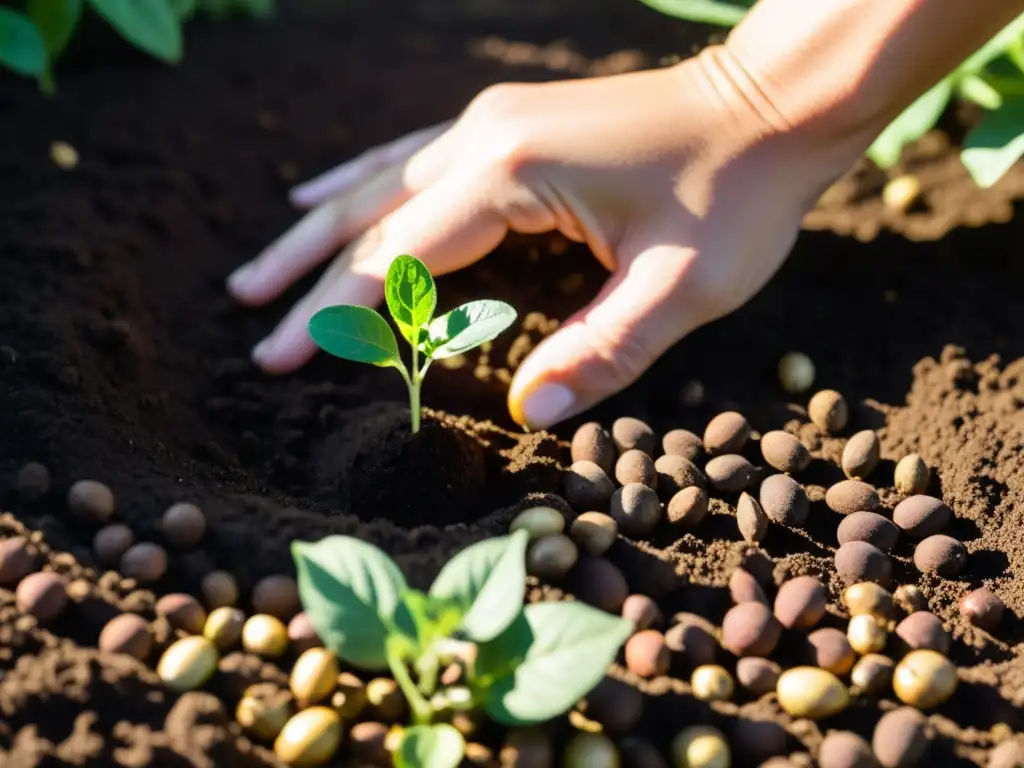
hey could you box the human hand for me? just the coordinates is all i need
[227,46,861,430]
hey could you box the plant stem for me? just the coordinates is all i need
[409,377,422,434]
[387,643,434,726]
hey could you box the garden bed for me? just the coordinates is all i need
[1,3,1024,767]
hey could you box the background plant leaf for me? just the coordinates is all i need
[958,73,1003,111]
[28,0,82,61]
[292,536,408,670]
[429,530,528,642]
[959,11,1024,74]
[477,602,633,725]
[385,255,436,345]
[425,300,517,359]
[962,96,1024,187]
[866,78,953,168]
[169,0,198,21]
[308,305,401,368]
[395,724,465,768]
[0,8,48,78]
[87,0,182,64]
[634,0,753,26]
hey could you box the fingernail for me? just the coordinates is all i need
[251,338,272,366]
[228,262,256,293]
[517,382,576,430]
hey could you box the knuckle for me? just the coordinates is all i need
[584,316,656,391]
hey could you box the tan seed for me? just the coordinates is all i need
[236,683,293,740]
[609,483,662,538]
[847,614,887,655]
[774,575,828,629]
[705,454,755,493]
[893,649,958,709]
[691,665,734,702]
[759,473,809,527]
[872,706,928,768]
[819,731,875,768]
[737,492,768,544]
[98,613,152,660]
[366,677,405,722]
[776,667,850,719]
[625,630,669,678]
[760,430,811,474]
[882,174,921,212]
[913,535,966,577]
[157,635,219,692]
[808,389,849,433]
[526,534,578,580]
[843,582,894,618]
[332,672,368,719]
[156,593,208,634]
[622,594,662,631]
[290,648,339,707]
[287,611,323,654]
[569,512,618,555]
[826,479,880,515]
[242,614,289,657]
[571,422,615,475]
[563,731,619,768]
[667,487,709,529]
[672,725,731,768]
[729,567,768,605]
[50,140,79,169]
[703,411,751,456]
[806,627,855,675]
[662,429,703,462]
[894,454,930,496]
[563,460,616,512]
[510,506,565,539]
[736,657,782,696]
[0,536,37,586]
[779,351,815,394]
[894,584,929,614]
[16,571,67,621]
[612,416,656,456]
[842,430,880,479]
[654,454,706,499]
[204,606,246,650]
[273,706,342,766]
[616,449,658,488]
[850,653,895,697]
[893,495,951,539]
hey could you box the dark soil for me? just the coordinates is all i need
[1,2,1023,767]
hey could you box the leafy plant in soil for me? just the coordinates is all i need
[307,254,517,434]
[638,1,1024,188]
[292,530,634,767]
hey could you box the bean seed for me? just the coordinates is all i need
[527,534,579,580]
[571,422,615,474]
[960,588,1004,631]
[569,556,629,613]
[706,454,755,493]
[290,648,339,707]
[844,582,894,618]
[737,492,769,543]
[201,570,239,609]
[691,664,734,701]
[722,602,781,657]
[704,411,751,456]
[779,352,815,394]
[872,707,928,767]
[730,567,768,605]
[736,657,782,696]
[564,732,619,768]
[67,479,115,523]
[274,706,342,766]
[662,429,703,462]
[92,524,135,568]
[835,541,891,585]
[894,454,930,496]
[838,512,900,553]
[157,635,219,692]
[120,542,167,583]
[809,390,849,434]
[98,613,152,660]
[0,536,37,586]
[893,649,957,708]
[826,480,880,515]
[806,628,856,675]
[346,721,390,764]
[622,594,662,631]
[759,430,811,474]
[242,614,289,657]
[582,676,644,734]
[914,535,966,577]
[287,612,322,654]
[510,506,565,539]
[616,449,658,488]
[759,474,809,527]
[252,575,300,621]
[672,726,730,768]
[612,416,657,456]
[569,512,618,555]
[501,727,554,768]
[850,653,894,697]
[842,430,880,479]
[332,672,368,719]
[819,731,875,768]
[156,593,207,635]
[987,740,1024,768]
[893,496,951,539]
[236,683,293,740]
[665,614,718,668]
[17,462,51,501]
[894,584,929,614]
[738,547,775,585]
[16,571,67,621]
[563,461,616,512]
[204,606,245,650]
[626,630,670,678]
[610,483,662,538]
[774,575,827,629]
[366,677,405,721]
[161,502,206,549]
[895,612,949,654]
[667,487,709,529]
[847,615,887,655]
[654,454,706,499]
[776,667,850,719]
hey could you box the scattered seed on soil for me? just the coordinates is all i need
[775,575,828,629]
[893,649,958,708]
[704,411,751,457]
[161,502,206,549]
[67,479,115,523]
[737,492,769,543]
[569,512,618,555]
[568,556,629,613]
[612,416,657,456]
[960,587,1005,630]
[842,430,880,479]
[776,667,850,719]
[819,731,876,768]
[16,571,67,621]
[665,615,719,668]
[157,635,219,692]
[759,473,810,527]
[848,615,887,655]
[366,677,405,721]
[835,541,891,585]
[667,486,709,528]
[526,533,579,580]
[779,351,815,394]
[571,422,615,474]
[894,454,930,496]
[882,173,921,212]
[672,725,731,768]
[622,594,662,631]
[610,483,663,538]
[510,506,565,539]
[242,614,289,657]
[501,727,554,768]
[722,601,781,657]
[236,683,293,740]
[98,613,152,660]
[691,664,734,702]
[616,449,658,488]
[837,512,900,553]
[893,585,928,616]
[654,454,706,499]
[290,647,339,707]
[50,140,79,169]
[730,567,768,605]
[706,454,755,493]
[844,582,894,618]
[809,389,849,433]
[204,606,246,650]
[252,574,300,620]
[16,462,51,501]
[619,737,670,768]
[987,740,1024,768]
[873,707,928,767]
[332,672,368,719]
[286,612,322,654]
[564,731,619,768]
[738,547,775,585]
[581,676,644,735]
[563,461,616,512]
[850,653,895,697]
[626,629,670,678]
[895,612,950,653]
[806,627,856,675]
[156,593,208,634]
[93,524,135,567]
[274,706,342,766]
[736,657,782,696]
[760,430,811,474]
[201,570,239,609]
[120,542,167,583]
[893,495,951,539]
[0,536,37,586]
[914,535,967,577]
[662,429,703,462]
[826,479,881,515]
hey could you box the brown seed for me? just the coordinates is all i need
[366,677,405,721]
[893,649,957,708]
[960,588,1004,631]
[93,524,135,567]
[526,534,578,580]
[156,593,208,634]
[736,657,782,696]
[501,727,554,768]
[612,416,657,456]
[732,718,788,764]
[759,474,809,527]
[161,502,206,549]
[609,483,663,538]
[842,430,880,480]
[837,512,900,553]
[691,664,734,701]
[332,672,368,719]
[895,612,950,654]
[873,707,928,767]
[809,389,849,434]
[806,627,855,675]
[120,542,167,583]
[67,479,115,523]
[819,731,875,768]
[737,492,769,543]
[236,683,293,741]
[571,422,615,474]
[622,594,662,631]
[0,536,37,586]
[16,571,67,621]
[913,535,967,577]
[722,601,781,657]
[761,431,811,474]
[662,429,703,462]
[17,462,51,501]
[619,737,670,768]
[774,575,827,630]
[654,454,706,499]
[730,567,768,605]
[665,614,718,668]
[850,653,894,696]
[569,512,618,555]
[894,584,929,614]
[667,487,709,528]
[615,449,657,488]
[987,740,1024,768]
[625,630,669,677]
[894,454,930,496]
[826,480,881,515]
[252,575,300,621]
[835,541,891,585]
[201,570,239,609]
[287,611,323,654]
[562,461,615,512]
[704,411,751,456]
[706,454,755,493]
[568,556,629,613]
[98,613,152,660]
[843,582,894,618]
[893,496,951,539]
[738,547,775,585]
[581,676,644,734]
[348,721,390,765]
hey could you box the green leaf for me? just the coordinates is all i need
[0,9,48,78]
[425,300,517,360]
[866,77,953,168]
[395,724,465,768]
[429,530,529,642]
[308,305,402,368]
[392,590,465,652]
[958,74,1003,111]
[88,0,182,63]
[28,0,82,60]
[476,602,633,726]
[962,96,1024,187]
[385,255,436,346]
[292,536,408,670]
[169,0,198,21]
[959,11,1024,74]
[635,0,753,26]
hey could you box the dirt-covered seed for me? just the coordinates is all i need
[610,483,663,538]
[571,422,615,474]
[622,594,662,631]
[242,614,289,657]
[581,676,644,735]
[0,536,37,586]
[16,571,67,621]
[201,570,239,609]
[895,612,950,654]
[913,535,966,577]
[501,727,554,768]
[850,653,895,696]
[893,649,957,708]
[806,628,855,675]
[252,574,300,621]
[67,479,115,523]
[290,648,339,707]
[826,480,881,515]
[730,567,768,605]
[842,430,880,479]
[654,454,706,500]
[736,657,782,696]
[776,667,850,719]
[527,534,579,580]
[809,389,849,433]
[274,706,342,766]
[204,606,246,650]
[838,512,900,553]
[667,487,709,528]
[722,601,781,657]
[894,584,929,614]
[563,460,616,512]
[760,431,811,474]
[873,707,928,768]
[895,454,930,496]
[774,575,827,629]
[987,740,1024,768]
[569,556,629,613]
[706,454,755,493]
[98,613,152,660]
[835,541,891,585]
[662,429,703,462]
[818,731,875,768]
[626,630,670,678]
[691,664,734,702]
[848,615,887,655]
[157,635,219,692]
[236,683,293,740]
[704,411,751,456]
[161,502,206,549]
[612,416,657,456]
[893,496,951,539]
[960,588,1005,631]
[569,512,618,555]
[120,542,167,583]
[156,593,208,634]
[93,524,134,567]
[17,462,51,501]
[759,474,809,527]
[737,492,769,543]
[287,612,322,654]
[564,731,619,768]
[665,615,718,668]
[510,506,565,539]
[332,672,368,719]
[616,449,658,488]
[366,677,405,721]
[737,547,775,585]
[779,351,815,394]
[844,582,894,618]
[672,725,730,768]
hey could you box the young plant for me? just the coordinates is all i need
[292,530,634,768]
[306,255,517,435]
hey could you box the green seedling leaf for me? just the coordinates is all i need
[958,73,1003,111]
[962,96,1024,187]
[395,723,465,768]
[392,589,465,654]
[308,305,402,368]
[960,11,1024,74]
[292,536,408,670]
[169,0,198,20]
[635,0,753,26]
[426,300,517,359]
[28,0,82,60]
[429,529,529,642]
[476,601,633,726]
[88,0,182,64]
[0,9,48,78]
[867,77,953,168]
[385,255,437,345]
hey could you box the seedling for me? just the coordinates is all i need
[306,255,517,434]
[292,530,633,768]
